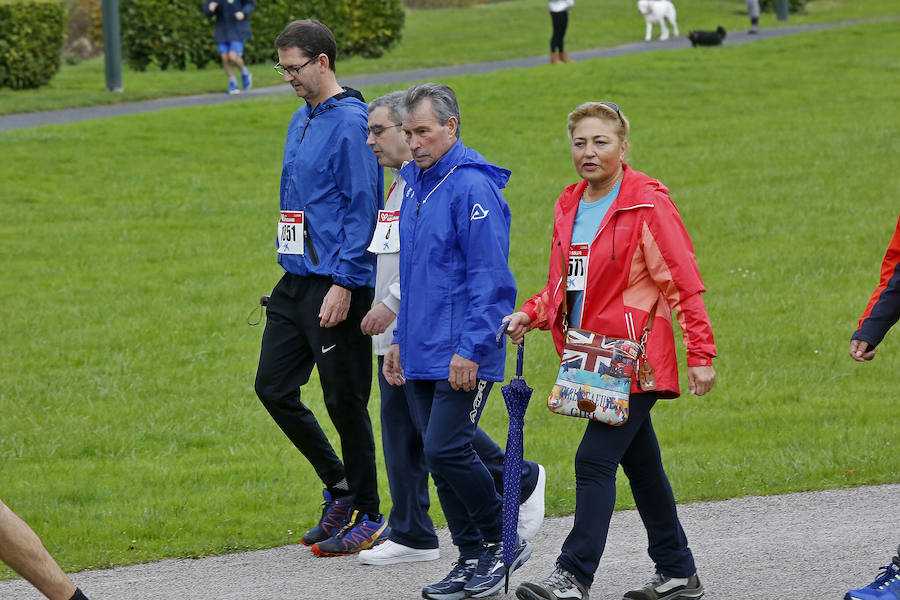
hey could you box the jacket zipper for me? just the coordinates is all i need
[289,102,338,268]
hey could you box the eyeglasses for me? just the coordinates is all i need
[367,123,402,137]
[274,55,320,77]
[599,101,623,125]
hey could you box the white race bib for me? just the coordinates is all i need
[367,210,400,254]
[567,243,589,291]
[277,211,304,255]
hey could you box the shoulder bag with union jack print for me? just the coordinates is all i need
[547,247,657,425]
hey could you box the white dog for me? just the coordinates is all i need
[637,0,679,41]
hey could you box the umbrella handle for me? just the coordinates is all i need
[495,321,526,349]
[495,321,525,377]
[495,321,510,348]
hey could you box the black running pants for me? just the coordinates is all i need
[255,272,379,516]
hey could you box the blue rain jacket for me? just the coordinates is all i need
[395,139,516,382]
[278,93,382,289]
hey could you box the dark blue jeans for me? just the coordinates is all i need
[557,394,696,588]
[378,360,539,549]
[404,379,504,559]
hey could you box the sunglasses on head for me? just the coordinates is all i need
[599,101,623,125]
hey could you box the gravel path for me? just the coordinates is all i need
[2,484,898,599]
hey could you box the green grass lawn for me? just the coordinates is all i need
[1,20,899,577]
[0,0,898,115]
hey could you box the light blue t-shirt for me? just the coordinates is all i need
[568,180,621,328]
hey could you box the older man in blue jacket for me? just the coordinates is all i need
[383,82,531,599]
[254,19,385,558]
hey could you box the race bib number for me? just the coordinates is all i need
[567,243,589,291]
[367,210,400,254]
[277,211,304,255]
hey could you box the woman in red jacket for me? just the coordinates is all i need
[506,102,716,600]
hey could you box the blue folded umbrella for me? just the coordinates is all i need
[495,321,534,593]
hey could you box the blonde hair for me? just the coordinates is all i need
[567,102,630,143]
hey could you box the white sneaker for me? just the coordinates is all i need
[518,464,546,540]
[358,539,439,565]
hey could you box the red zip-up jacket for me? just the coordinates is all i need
[853,214,900,347]
[520,164,716,398]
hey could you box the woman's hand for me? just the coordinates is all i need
[687,365,716,396]
[502,312,532,345]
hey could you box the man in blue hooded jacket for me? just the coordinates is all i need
[254,19,385,558]
[383,82,531,599]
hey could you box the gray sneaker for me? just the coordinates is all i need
[623,572,704,600]
[516,566,589,600]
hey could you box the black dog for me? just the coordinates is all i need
[688,26,727,46]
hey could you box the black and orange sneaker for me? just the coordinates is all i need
[301,489,352,546]
[310,510,388,557]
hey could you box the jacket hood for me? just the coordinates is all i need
[336,87,365,102]
[401,139,511,190]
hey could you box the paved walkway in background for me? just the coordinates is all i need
[1,484,898,599]
[0,18,893,132]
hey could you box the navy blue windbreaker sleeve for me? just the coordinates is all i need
[853,215,900,347]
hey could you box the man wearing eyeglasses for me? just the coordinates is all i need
[254,19,385,558]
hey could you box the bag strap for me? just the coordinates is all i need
[639,302,658,348]
[560,243,659,344]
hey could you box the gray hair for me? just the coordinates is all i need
[403,83,461,138]
[368,91,406,123]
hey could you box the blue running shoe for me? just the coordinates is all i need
[422,559,478,600]
[226,80,239,95]
[845,545,900,600]
[464,536,532,598]
[301,489,352,546]
[310,510,387,557]
[241,70,252,90]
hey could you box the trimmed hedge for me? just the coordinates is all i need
[121,0,404,71]
[760,0,806,13]
[0,0,67,89]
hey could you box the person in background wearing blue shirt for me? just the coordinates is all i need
[203,0,254,94]
[382,82,531,599]
[254,19,385,558]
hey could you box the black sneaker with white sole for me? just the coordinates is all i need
[516,565,590,600]
[623,572,704,600]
